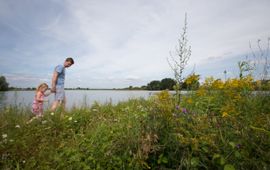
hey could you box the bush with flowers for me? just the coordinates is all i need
[0,75,269,169]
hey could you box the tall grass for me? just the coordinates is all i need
[1,78,270,169]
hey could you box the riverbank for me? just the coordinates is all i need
[1,89,269,169]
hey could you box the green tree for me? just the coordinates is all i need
[0,76,9,91]
[160,78,176,90]
[141,85,147,90]
[147,80,161,90]
[238,60,253,79]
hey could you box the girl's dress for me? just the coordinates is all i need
[31,92,44,116]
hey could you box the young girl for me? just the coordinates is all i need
[31,83,51,118]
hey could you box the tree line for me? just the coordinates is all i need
[1,75,269,91]
[0,76,9,91]
[144,75,200,91]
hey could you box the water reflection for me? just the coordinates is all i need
[0,90,165,110]
[0,92,7,108]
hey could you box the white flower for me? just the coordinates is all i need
[41,120,47,124]
[2,134,7,139]
[9,139,14,142]
[15,125,20,128]
[50,112,55,116]
[74,120,77,123]
[68,117,73,121]
[22,160,26,164]
[92,109,98,112]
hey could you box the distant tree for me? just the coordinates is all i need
[8,86,16,90]
[0,76,9,91]
[160,78,176,90]
[141,85,147,90]
[147,80,161,90]
[238,60,254,79]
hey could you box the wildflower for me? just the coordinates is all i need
[9,139,14,142]
[175,105,180,110]
[68,117,73,121]
[22,160,26,164]
[222,112,228,117]
[15,125,20,128]
[41,120,47,124]
[236,144,241,149]
[182,108,188,114]
[187,98,192,104]
[74,120,78,123]
[2,134,7,139]
[92,109,98,112]
[50,112,55,116]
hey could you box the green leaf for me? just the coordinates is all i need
[202,146,209,153]
[213,154,221,160]
[158,154,168,164]
[162,157,168,164]
[191,157,200,167]
[234,151,241,158]
[229,142,236,149]
[220,156,225,165]
[224,164,235,170]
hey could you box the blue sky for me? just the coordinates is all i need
[0,0,269,88]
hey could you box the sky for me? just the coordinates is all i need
[0,0,269,88]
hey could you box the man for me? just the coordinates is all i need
[51,57,74,111]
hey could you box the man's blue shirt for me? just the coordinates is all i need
[55,65,65,87]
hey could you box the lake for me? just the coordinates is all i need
[0,90,166,110]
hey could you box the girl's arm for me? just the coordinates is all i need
[36,92,47,102]
[36,92,45,102]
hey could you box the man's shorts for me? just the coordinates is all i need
[55,86,65,101]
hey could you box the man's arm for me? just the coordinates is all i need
[51,71,58,93]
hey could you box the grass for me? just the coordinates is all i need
[1,78,270,169]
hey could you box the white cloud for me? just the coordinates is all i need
[1,0,270,88]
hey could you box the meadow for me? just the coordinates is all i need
[1,76,270,169]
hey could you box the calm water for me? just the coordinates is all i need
[0,90,163,110]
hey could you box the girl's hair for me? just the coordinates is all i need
[36,83,48,93]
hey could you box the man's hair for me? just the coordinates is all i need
[66,57,74,64]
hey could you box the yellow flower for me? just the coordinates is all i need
[196,88,206,96]
[187,98,192,104]
[222,112,228,117]
[212,79,224,89]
